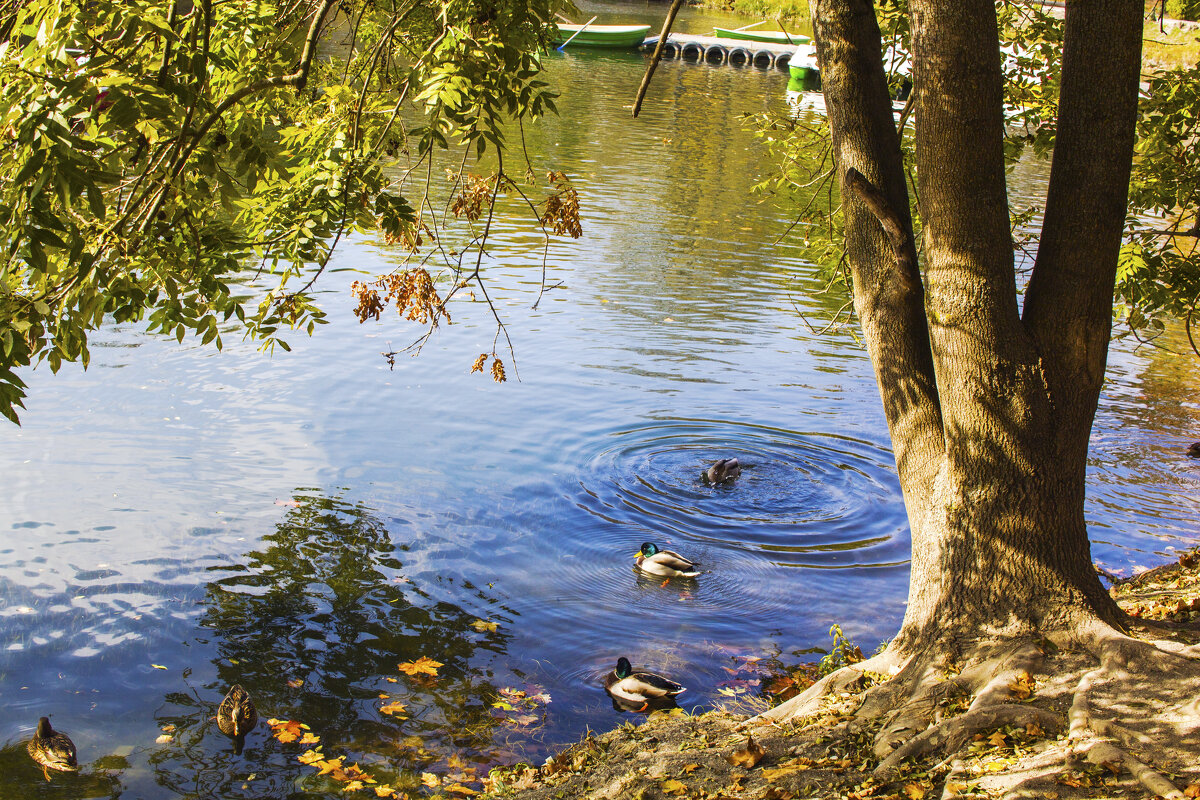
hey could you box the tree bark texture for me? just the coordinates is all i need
[808,0,1143,652]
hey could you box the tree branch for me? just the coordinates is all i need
[842,167,921,295]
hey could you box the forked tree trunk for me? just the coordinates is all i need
[808,0,1144,655]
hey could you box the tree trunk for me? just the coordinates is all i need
[809,0,1145,655]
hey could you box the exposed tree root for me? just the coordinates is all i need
[748,615,1200,798]
[876,700,1063,777]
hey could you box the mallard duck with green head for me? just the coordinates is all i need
[635,542,699,578]
[217,684,258,753]
[27,717,77,781]
[604,657,685,711]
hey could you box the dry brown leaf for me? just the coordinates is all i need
[1025,721,1044,737]
[1008,670,1035,700]
[398,656,443,677]
[727,734,766,768]
[1184,784,1200,798]
[682,763,700,774]
[765,675,796,695]
[986,730,1007,747]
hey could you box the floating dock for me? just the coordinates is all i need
[640,34,800,69]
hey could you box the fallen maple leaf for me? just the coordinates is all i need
[471,619,499,632]
[298,749,324,765]
[1008,671,1035,700]
[299,732,320,745]
[421,772,441,788]
[268,719,306,743]
[287,678,304,688]
[316,756,347,775]
[374,786,398,798]
[727,735,766,768]
[987,730,1007,747]
[380,701,408,717]
[660,778,688,795]
[903,782,927,799]
[398,657,443,677]
[682,763,700,774]
[444,784,480,795]
[343,781,365,792]
[766,675,796,695]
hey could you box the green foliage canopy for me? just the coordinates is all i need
[0,0,568,422]
[753,1,1200,351]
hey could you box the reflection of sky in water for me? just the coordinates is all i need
[1,5,1199,795]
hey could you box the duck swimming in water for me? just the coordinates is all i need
[604,657,686,710]
[1188,442,1200,458]
[27,717,77,781]
[635,542,699,578]
[217,684,258,754]
[703,458,741,484]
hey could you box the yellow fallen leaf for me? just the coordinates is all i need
[471,619,499,632]
[343,780,364,792]
[380,701,408,717]
[421,772,441,788]
[375,786,398,798]
[151,664,168,670]
[944,782,968,793]
[447,754,468,770]
[299,732,320,745]
[444,784,480,795]
[682,763,700,774]
[298,749,324,765]
[398,656,443,677]
[317,756,347,775]
[763,762,812,781]
[660,778,687,795]
[903,782,926,799]
[287,678,304,688]
[985,761,1007,772]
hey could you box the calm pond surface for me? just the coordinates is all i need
[2,3,1199,797]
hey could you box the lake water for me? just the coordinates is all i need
[2,4,1198,797]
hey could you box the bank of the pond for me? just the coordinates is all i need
[485,552,1200,800]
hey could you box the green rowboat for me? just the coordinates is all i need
[787,43,820,92]
[553,24,652,49]
[713,27,811,45]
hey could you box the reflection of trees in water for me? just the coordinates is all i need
[148,492,527,799]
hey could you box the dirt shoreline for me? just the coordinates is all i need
[483,551,1200,800]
